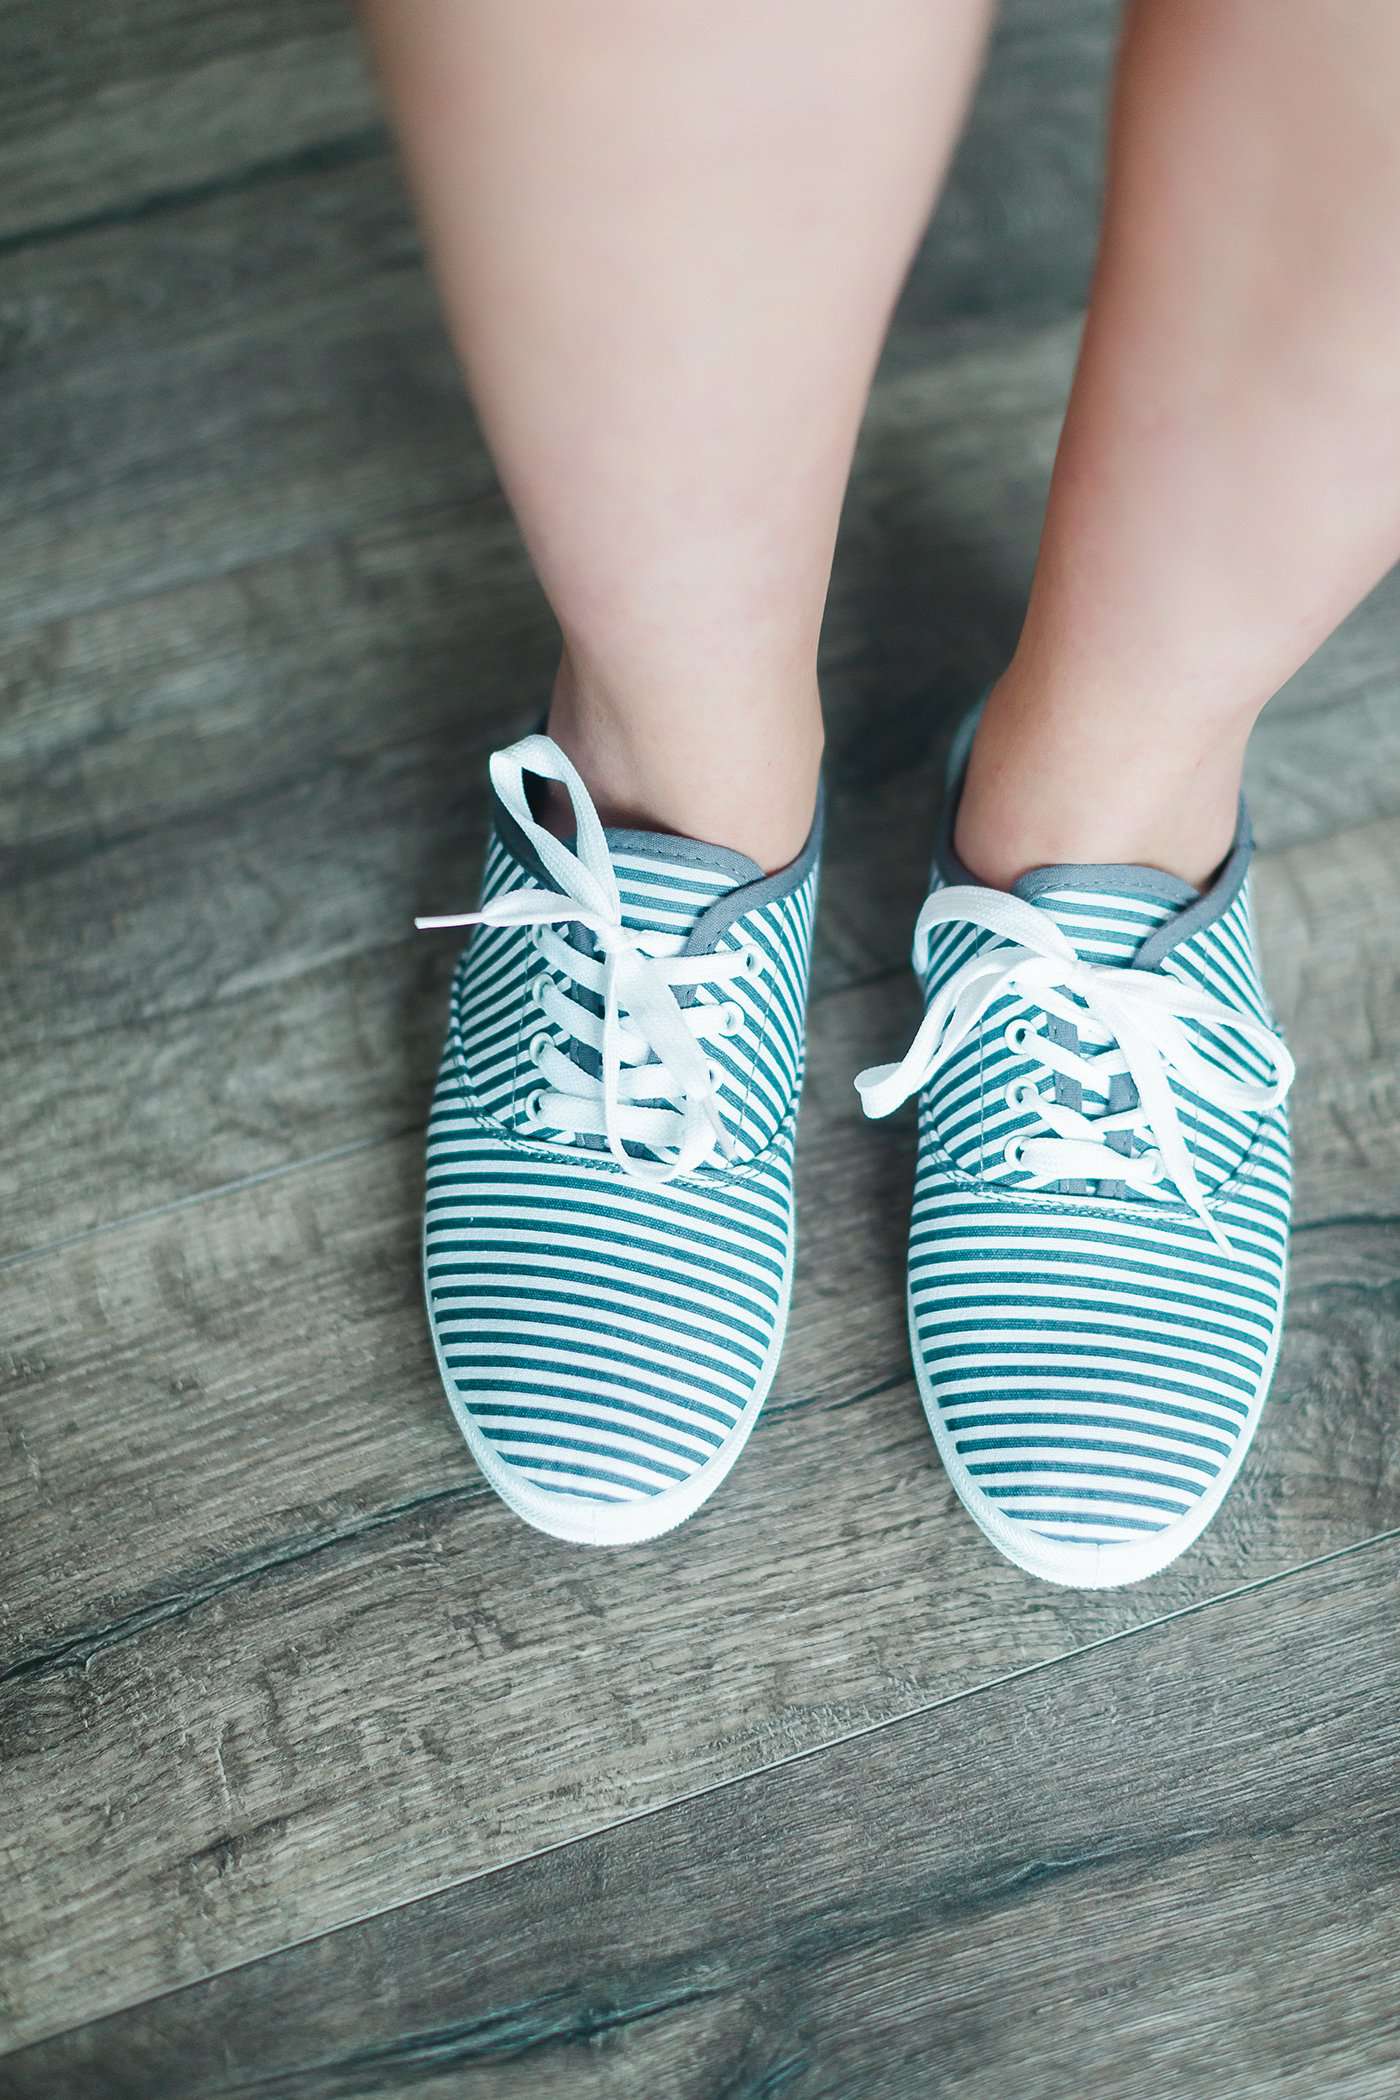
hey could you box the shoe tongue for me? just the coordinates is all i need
[1011,861,1198,967]
[535,827,761,1112]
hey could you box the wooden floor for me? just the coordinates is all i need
[3,3,1399,2093]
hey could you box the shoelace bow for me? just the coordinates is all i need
[418,734,753,1187]
[855,886,1294,1251]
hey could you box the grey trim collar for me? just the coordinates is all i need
[601,827,760,887]
[1133,805,1253,969]
[489,760,825,954]
[684,781,824,954]
[936,697,1254,966]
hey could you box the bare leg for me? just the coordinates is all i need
[362,0,991,868]
[958,0,1400,890]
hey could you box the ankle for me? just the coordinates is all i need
[954,667,1250,892]
[544,649,823,872]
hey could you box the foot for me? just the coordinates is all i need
[418,732,821,1545]
[857,714,1294,1588]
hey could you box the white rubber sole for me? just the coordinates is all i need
[909,1251,1288,1590]
[423,1216,796,1548]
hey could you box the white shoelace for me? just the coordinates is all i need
[855,886,1294,1251]
[418,734,758,1186]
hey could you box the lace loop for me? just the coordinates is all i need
[855,886,1294,1251]
[417,735,751,1186]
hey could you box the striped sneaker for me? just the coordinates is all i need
[857,729,1294,1588]
[417,732,819,1546]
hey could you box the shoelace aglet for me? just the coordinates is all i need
[415,911,483,932]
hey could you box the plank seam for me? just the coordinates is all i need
[0,963,904,1271]
[0,1370,911,1683]
[8,1525,1397,2063]
[0,127,390,264]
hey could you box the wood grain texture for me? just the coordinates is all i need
[0,0,1118,628]
[2,1011,1397,2045]
[5,1538,1398,2100]
[5,803,1400,1656]
[0,2,376,247]
[3,0,1398,2073]
[0,149,467,640]
[6,336,1400,1258]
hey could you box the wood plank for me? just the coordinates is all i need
[5,1535,1396,2098]
[3,318,1076,1258]
[881,0,1114,353]
[0,508,553,1262]
[0,0,1120,643]
[7,336,1400,1259]
[0,0,1114,277]
[0,506,546,856]
[1255,817,1400,1231]
[0,149,478,640]
[2,1018,1397,2050]
[4,0,1393,1262]
[7,676,1393,2029]
[5,796,1399,1655]
[0,4,375,248]
[1241,575,1400,846]
[4,0,1397,2067]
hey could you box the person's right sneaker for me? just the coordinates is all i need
[417,732,820,1547]
[857,720,1296,1588]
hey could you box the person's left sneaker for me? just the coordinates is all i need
[417,731,820,1547]
[857,729,1295,1588]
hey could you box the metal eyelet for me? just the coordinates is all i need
[739,947,764,977]
[1004,1135,1028,1171]
[1004,1018,1036,1054]
[720,1002,745,1035]
[1006,1079,1037,1113]
[528,1030,552,1066]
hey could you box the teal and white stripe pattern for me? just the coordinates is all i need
[869,810,1293,1587]
[422,742,819,1546]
